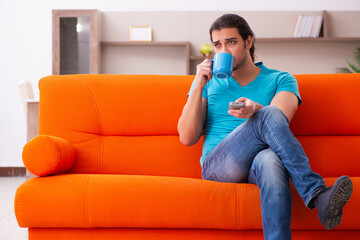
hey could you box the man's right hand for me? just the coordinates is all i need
[195,58,213,89]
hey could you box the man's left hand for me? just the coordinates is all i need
[228,97,263,119]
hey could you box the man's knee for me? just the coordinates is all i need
[256,105,289,125]
[250,149,290,186]
[253,149,281,171]
[259,105,282,115]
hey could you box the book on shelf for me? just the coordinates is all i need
[293,14,323,38]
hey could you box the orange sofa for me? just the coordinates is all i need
[15,74,360,239]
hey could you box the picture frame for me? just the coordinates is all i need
[129,26,152,42]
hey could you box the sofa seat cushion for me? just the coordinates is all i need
[15,174,360,230]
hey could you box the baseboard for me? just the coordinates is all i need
[0,167,26,177]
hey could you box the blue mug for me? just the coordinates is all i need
[212,52,234,79]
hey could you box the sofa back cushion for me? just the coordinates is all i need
[38,73,360,178]
[290,73,360,135]
[290,73,360,177]
[38,75,202,178]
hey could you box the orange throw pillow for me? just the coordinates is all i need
[22,135,75,176]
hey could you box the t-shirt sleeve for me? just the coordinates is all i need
[187,77,208,99]
[276,73,302,106]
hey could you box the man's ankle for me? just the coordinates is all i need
[308,185,327,209]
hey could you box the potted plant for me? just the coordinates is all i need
[336,46,360,73]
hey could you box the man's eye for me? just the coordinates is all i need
[229,41,236,44]
[213,44,220,48]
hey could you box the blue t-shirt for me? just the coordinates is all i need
[188,62,302,166]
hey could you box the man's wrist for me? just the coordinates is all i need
[192,84,205,95]
[254,102,264,113]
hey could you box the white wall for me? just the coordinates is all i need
[1,0,360,167]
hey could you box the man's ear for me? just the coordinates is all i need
[246,36,253,49]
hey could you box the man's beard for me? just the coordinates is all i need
[233,52,247,71]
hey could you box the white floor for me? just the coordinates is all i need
[0,177,28,240]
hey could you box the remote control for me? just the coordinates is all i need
[229,102,245,109]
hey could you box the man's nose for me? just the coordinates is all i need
[219,45,230,54]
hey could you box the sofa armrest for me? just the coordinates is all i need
[22,135,75,176]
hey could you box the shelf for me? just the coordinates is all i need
[190,37,360,62]
[54,10,360,76]
[101,41,191,74]
[256,37,360,42]
[190,55,214,60]
[101,41,190,46]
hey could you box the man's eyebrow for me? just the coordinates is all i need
[212,37,238,44]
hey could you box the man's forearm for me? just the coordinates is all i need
[177,86,205,146]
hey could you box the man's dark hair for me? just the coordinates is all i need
[210,14,256,62]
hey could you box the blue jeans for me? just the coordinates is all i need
[201,106,326,240]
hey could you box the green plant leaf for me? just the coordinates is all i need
[355,47,360,65]
[335,46,360,73]
[336,67,353,73]
[347,59,360,73]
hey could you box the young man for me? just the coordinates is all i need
[177,14,353,240]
